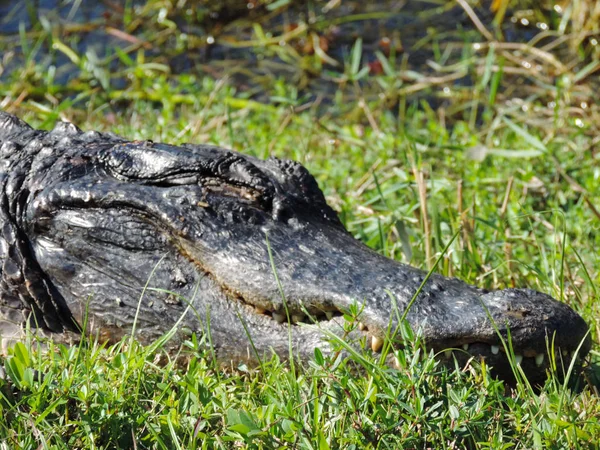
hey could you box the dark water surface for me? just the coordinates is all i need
[0,0,108,33]
[0,0,577,110]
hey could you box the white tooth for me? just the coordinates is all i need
[358,322,366,331]
[462,344,469,351]
[535,353,544,367]
[272,312,286,323]
[325,311,334,320]
[291,313,305,324]
[371,336,384,352]
[515,354,523,364]
[491,345,499,355]
[444,349,452,359]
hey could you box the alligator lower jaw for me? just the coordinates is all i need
[203,283,586,385]
[364,333,582,378]
[235,303,585,384]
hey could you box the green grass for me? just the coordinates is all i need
[1,0,600,448]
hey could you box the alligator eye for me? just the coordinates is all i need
[202,180,264,203]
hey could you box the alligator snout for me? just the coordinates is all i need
[177,211,590,385]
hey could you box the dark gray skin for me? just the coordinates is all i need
[0,111,591,385]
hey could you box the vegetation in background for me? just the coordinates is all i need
[0,0,599,448]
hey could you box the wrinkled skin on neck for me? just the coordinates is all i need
[0,112,591,385]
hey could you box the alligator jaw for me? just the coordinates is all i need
[177,222,590,384]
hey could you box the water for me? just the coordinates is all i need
[0,0,108,34]
[0,0,571,109]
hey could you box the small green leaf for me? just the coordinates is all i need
[502,118,547,152]
[314,347,324,366]
[226,409,259,436]
[449,405,459,420]
[318,431,331,450]
[12,342,31,366]
[6,357,25,387]
[350,38,363,77]
[267,0,291,11]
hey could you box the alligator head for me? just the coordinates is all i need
[0,111,591,385]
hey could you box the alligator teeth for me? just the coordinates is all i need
[491,345,499,355]
[515,354,523,364]
[291,313,305,324]
[272,312,286,323]
[325,311,334,320]
[444,349,452,359]
[358,322,366,331]
[462,344,469,351]
[535,353,544,367]
[371,336,384,352]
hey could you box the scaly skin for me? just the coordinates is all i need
[0,111,591,384]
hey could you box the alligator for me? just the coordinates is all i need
[0,111,591,385]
